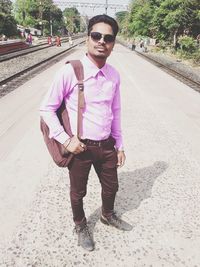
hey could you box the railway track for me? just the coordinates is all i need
[0,34,85,62]
[0,37,85,98]
[135,50,200,93]
[2,39,199,99]
[118,39,200,93]
[0,42,49,62]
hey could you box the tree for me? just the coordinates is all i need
[14,0,64,35]
[119,0,200,45]
[128,0,154,37]
[41,2,64,35]
[115,11,129,34]
[115,11,128,25]
[51,6,65,35]
[152,0,200,44]
[14,0,37,27]
[63,7,80,34]
[0,0,18,37]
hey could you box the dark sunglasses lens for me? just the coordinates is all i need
[91,32,102,41]
[104,34,115,43]
[90,32,115,43]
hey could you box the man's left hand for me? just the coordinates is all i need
[117,150,126,168]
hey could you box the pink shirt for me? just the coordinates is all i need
[40,55,123,150]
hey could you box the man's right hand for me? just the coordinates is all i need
[64,136,86,154]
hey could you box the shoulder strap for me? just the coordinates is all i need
[66,60,85,138]
[66,60,84,81]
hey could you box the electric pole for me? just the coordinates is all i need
[105,0,108,14]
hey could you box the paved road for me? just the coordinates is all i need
[1,44,200,266]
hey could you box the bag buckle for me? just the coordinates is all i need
[78,81,84,91]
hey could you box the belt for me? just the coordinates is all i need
[81,137,111,147]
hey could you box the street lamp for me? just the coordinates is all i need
[39,21,43,36]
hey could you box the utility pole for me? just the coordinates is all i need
[50,6,53,36]
[39,1,43,36]
[105,0,108,14]
[22,0,26,24]
[50,19,53,36]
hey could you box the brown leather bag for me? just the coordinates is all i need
[40,60,84,167]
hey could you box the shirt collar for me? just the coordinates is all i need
[81,54,110,80]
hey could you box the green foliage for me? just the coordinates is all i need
[178,35,197,53]
[63,7,80,33]
[0,0,17,37]
[117,0,200,64]
[0,0,12,13]
[193,49,200,64]
[174,36,199,64]
[115,11,129,35]
[0,13,18,37]
[115,11,128,25]
[120,0,200,43]
[128,0,154,37]
[14,0,64,35]
[152,0,199,40]
[14,0,36,26]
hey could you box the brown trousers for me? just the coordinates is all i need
[68,137,118,225]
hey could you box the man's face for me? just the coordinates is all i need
[87,22,115,60]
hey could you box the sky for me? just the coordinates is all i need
[54,0,131,17]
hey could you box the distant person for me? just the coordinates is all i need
[28,33,32,45]
[175,40,180,50]
[56,36,61,47]
[143,39,148,52]
[47,36,53,46]
[139,39,144,51]
[197,34,200,46]
[25,32,28,41]
[40,14,133,252]
[2,34,7,41]
[20,31,24,39]
[69,36,73,47]
[131,39,136,51]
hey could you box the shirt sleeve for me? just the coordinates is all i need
[111,74,124,150]
[39,64,73,144]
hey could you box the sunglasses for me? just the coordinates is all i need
[90,32,115,43]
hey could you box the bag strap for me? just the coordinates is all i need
[66,60,85,139]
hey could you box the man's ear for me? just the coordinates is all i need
[112,41,115,50]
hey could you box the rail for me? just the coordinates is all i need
[0,34,86,62]
[0,38,85,97]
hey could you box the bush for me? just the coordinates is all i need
[0,14,18,37]
[178,36,197,53]
[193,49,200,64]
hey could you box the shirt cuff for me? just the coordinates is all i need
[117,146,124,151]
[115,142,124,151]
[53,131,70,145]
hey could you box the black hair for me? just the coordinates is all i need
[88,14,119,37]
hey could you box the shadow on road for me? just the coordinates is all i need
[87,161,168,231]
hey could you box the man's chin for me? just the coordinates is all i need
[96,55,107,59]
[94,52,108,59]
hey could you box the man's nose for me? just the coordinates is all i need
[98,36,105,44]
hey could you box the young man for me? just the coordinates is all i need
[40,14,132,252]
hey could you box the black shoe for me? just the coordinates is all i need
[100,213,133,231]
[75,222,94,251]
